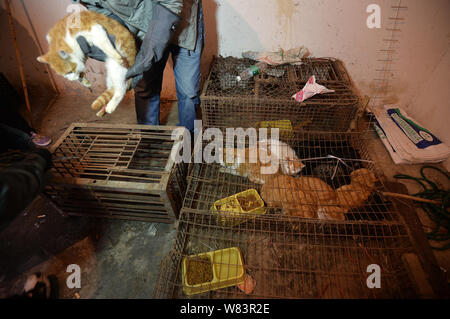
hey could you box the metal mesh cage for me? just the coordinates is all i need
[45,123,188,223]
[153,132,420,298]
[183,132,400,223]
[154,212,416,299]
[200,57,360,132]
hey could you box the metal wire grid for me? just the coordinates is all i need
[203,56,353,96]
[201,98,359,134]
[45,123,187,222]
[200,57,360,132]
[154,211,416,299]
[153,132,419,298]
[184,132,400,223]
[50,124,178,183]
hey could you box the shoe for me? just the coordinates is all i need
[31,132,52,147]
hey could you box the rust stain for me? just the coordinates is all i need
[358,80,408,106]
[276,0,296,47]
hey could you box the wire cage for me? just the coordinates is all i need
[200,57,360,132]
[184,131,406,223]
[153,132,421,298]
[44,123,188,223]
[154,211,417,299]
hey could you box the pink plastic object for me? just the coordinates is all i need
[292,75,335,103]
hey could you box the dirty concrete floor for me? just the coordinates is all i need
[0,93,449,298]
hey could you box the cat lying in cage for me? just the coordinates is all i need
[37,11,136,117]
[219,139,305,184]
[260,168,377,221]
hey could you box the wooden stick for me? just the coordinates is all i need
[382,192,443,206]
[19,0,59,95]
[4,0,33,121]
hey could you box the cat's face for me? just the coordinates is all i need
[37,48,89,86]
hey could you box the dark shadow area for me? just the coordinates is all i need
[0,192,176,298]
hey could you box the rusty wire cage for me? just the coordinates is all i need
[44,123,187,223]
[153,132,423,298]
[200,57,360,132]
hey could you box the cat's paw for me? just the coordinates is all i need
[96,106,106,117]
[105,103,117,114]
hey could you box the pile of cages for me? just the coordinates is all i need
[200,57,360,132]
[153,132,423,298]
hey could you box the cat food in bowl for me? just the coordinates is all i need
[237,193,262,211]
[212,189,266,226]
[185,256,214,285]
[182,247,246,296]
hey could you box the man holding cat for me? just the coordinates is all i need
[74,0,204,134]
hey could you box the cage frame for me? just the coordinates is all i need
[44,123,188,223]
[153,131,448,298]
[200,56,361,133]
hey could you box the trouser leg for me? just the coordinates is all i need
[171,6,204,133]
[134,49,170,125]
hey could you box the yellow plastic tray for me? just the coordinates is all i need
[182,247,246,296]
[256,120,293,138]
[212,189,266,227]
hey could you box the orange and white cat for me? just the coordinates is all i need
[220,139,305,184]
[37,10,136,117]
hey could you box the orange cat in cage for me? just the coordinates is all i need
[37,10,136,117]
[260,168,377,221]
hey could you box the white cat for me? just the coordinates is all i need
[37,10,136,117]
[220,139,305,184]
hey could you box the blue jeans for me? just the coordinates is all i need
[134,8,204,133]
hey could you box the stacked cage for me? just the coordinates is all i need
[200,57,360,132]
[154,58,424,298]
[45,123,187,223]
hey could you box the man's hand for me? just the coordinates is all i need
[126,3,180,88]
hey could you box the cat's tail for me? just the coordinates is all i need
[91,88,114,112]
[92,79,133,117]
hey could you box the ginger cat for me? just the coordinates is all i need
[37,10,136,116]
[220,139,305,184]
[260,168,377,221]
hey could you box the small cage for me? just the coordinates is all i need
[45,123,187,223]
[154,211,417,299]
[200,57,360,132]
[153,132,423,298]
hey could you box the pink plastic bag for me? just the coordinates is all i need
[292,75,335,103]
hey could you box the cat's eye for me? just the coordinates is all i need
[59,50,69,60]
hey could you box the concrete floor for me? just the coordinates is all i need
[0,93,448,298]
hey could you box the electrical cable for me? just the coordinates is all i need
[394,166,450,250]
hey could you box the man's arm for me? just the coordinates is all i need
[126,2,181,87]
[73,1,182,87]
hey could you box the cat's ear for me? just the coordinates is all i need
[37,55,48,64]
[59,50,69,60]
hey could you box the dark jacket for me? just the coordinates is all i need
[73,0,201,51]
